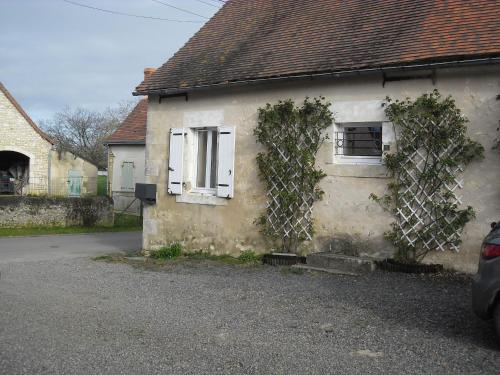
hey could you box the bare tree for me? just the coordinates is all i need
[41,101,136,168]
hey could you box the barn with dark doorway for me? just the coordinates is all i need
[0,82,98,196]
[0,151,29,194]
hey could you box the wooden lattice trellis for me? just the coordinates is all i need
[255,98,332,253]
[372,91,484,263]
[265,125,322,242]
[394,117,466,253]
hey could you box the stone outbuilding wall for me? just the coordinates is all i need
[0,83,98,196]
[0,84,51,180]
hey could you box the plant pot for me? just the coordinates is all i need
[376,258,443,274]
[262,253,307,266]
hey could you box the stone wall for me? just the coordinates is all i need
[0,196,114,227]
[0,86,51,185]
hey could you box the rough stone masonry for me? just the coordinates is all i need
[0,196,114,227]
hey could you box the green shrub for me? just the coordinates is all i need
[150,243,182,259]
[238,250,260,263]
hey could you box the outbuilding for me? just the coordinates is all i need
[0,82,98,196]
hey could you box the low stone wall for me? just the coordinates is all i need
[0,196,114,227]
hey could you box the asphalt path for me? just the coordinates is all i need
[0,231,142,264]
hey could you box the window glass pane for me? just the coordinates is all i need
[210,131,218,188]
[196,131,207,187]
[343,126,382,156]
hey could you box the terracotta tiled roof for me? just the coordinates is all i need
[0,82,54,144]
[135,0,500,95]
[104,99,147,144]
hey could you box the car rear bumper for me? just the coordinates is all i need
[472,273,499,320]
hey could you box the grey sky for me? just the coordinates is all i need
[0,0,221,122]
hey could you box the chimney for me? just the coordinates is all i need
[143,67,156,81]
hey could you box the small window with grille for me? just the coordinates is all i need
[334,122,383,164]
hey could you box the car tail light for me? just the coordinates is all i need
[482,243,500,259]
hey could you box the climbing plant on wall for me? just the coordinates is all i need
[371,90,484,263]
[254,97,333,253]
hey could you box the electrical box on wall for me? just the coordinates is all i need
[135,183,157,204]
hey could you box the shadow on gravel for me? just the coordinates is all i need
[321,270,499,351]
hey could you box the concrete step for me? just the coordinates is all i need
[306,253,377,274]
[291,264,359,276]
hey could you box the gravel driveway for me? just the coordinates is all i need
[0,255,498,374]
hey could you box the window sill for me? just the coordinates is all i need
[176,192,228,206]
[324,163,389,178]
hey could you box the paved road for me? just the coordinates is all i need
[1,251,499,374]
[0,231,142,263]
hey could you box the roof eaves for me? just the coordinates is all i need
[134,55,500,96]
[104,140,146,145]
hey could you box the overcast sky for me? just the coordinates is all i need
[0,0,222,122]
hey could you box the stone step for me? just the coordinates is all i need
[306,252,377,274]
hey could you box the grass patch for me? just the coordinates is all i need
[0,213,142,237]
[150,243,182,260]
[97,175,107,196]
[92,254,115,261]
[184,250,262,265]
[91,248,263,269]
[114,213,142,228]
[238,250,260,262]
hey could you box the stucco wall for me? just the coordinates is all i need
[0,87,51,191]
[108,144,146,214]
[143,65,500,273]
[50,151,98,196]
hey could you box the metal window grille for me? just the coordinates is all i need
[335,126,382,156]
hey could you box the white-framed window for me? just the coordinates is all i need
[167,126,235,199]
[334,122,383,165]
[193,128,218,194]
[121,161,135,191]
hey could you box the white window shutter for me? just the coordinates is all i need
[217,126,236,198]
[168,128,185,195]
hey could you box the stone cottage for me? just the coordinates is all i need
[134,0,500,273]
[0,82,98,196]
[104,70,154,214]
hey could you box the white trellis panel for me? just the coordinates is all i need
[394,117,466,253]
[264,125,323,242]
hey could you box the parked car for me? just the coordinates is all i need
[472,222,500,339]
[0,172,15,194]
